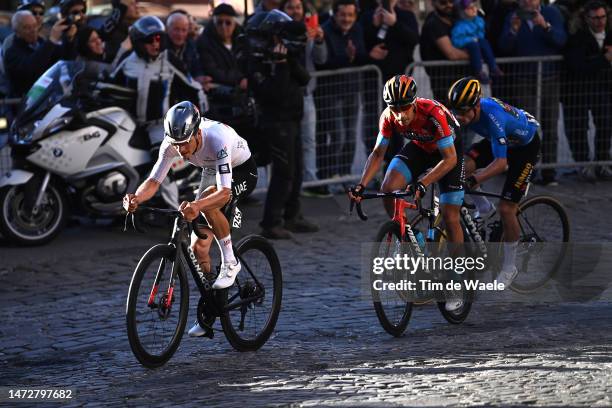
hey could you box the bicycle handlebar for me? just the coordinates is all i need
[349,190,420,222]
[126,206,209,240]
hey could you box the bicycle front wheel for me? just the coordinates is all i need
[220,235,282,351]
[126,244,189,368]
[510,195,570,293]
[372,221,413,337]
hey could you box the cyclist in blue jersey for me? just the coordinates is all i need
[447,77,541,286]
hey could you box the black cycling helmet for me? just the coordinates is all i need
[59,0,86,16]
[17,0,45,12]
[164,101,202,144]
[383,75,417,107]
[447,77,482,111]
[129,16,166,60]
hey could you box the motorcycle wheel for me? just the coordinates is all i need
[0,183,67,246]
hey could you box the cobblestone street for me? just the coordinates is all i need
[1,177,611,407]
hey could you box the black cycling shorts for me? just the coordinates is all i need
[391,134,465,205]
[466,134,541,203]
[197,156,258,204]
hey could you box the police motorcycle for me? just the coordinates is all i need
[0,60,183,245]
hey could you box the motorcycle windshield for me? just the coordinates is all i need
[11,60,85,144]
[23,60,85,115]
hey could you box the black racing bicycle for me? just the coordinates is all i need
[406,183,570,293]
[125,206,282,368]
[457,185,570,293]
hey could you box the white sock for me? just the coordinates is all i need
[502,241,518,271]
[219,235,237,266]
[472,189,493,215]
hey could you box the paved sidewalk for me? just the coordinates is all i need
[0,176,611,406]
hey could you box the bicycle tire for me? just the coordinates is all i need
[372,221,413,337]
[221,235,282,351]
[510,195,570,293]
[126,244,189,368]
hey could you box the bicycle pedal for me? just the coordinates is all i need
[202,325,214,339]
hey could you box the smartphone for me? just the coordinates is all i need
[304,14,319,30]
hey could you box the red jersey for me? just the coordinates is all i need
[379,98,459,154]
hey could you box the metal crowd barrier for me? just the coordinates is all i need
[303,64,383,188]
[407,56,612,170]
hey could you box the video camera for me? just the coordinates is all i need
[245,10,307,61]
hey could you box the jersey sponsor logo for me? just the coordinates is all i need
[233,180,248,196]
[218,163,231,174]
[488,113,504,133]
[237,140,245,150]
[430,117,444,135]
[401,131,435,143]
[498,137,507,145]
[514,162,534,189]
[491,97,520,119]
[433,101,460,127]
[217,146,228,160]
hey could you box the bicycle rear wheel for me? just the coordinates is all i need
[372,221,413,337]
[126,244,189,368]
[220,235,282,351]
[510,195,570,293]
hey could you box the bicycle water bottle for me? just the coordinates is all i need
[415,229,425,251]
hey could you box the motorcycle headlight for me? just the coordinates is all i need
[14,121,37,144]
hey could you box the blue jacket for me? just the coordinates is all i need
[498,5,567,57]
[451,16,485,48]
[317,18,368,69]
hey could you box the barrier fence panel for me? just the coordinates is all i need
[306,65,383,188]
[407,56,612,171]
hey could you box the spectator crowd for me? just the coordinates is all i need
[0,0,610,237]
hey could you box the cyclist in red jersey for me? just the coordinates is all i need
[350,74,465,246]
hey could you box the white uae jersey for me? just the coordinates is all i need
[149,119,251,190]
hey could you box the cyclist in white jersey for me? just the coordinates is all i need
[123,101,258,337]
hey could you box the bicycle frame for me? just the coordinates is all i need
[392,197,426,259]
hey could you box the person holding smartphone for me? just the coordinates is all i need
[498,0,567,186]
[360,0,419,159]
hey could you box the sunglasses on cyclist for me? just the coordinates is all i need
[144,34,162,44]
[167,135,193,146]
[389,103,414,113]
[31,10,45,16]
[70,8,85,15]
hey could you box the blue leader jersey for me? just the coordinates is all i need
[467,97,539,159]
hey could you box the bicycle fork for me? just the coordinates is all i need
[147,255,178,312]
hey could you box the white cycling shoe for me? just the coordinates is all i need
[497,266,519,288]
[188,321,207,337]
[212,261,241,290]
[444,292,464,312]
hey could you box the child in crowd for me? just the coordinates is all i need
[451,0,502,83]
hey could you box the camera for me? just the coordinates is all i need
[245,10,306,62]
[63,13,82,29]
